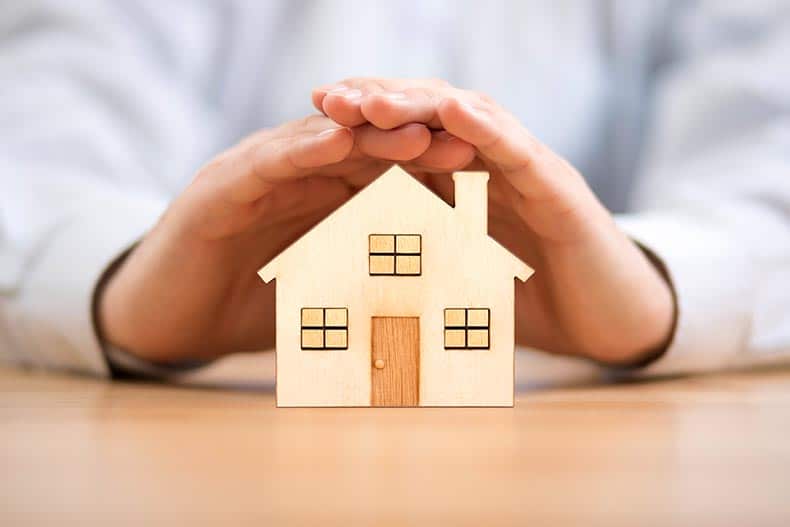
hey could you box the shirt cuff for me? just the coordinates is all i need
[11,193,166,376]
[614,211,754,376]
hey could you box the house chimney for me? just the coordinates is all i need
[452,171,489,233]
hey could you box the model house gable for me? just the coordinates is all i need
[258,165,532,284]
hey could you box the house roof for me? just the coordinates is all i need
[258,165,533,283]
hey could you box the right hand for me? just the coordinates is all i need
[313,79,675,365]
[97,114,476,364]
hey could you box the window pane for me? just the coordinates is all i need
[396,235,421,253]
[301,308,324,327]
[444,309,466,327]
[325,329,348,349]
[395,255,421,275]
[370,255,395,274]
[324,308,347,327]
[467,309,489,327]
[444,329,466,348]
[369,234,395,253]
[444,307,490,349]
[301,329,324,349]
[467,329,489,348]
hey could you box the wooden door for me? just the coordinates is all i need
[371,317,419,407]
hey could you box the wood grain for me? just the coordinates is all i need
[371,317,420,406]
[2,359,790,526]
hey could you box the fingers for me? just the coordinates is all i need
[320,87,366,127]
[436,97,535,170]
[314,79,391,127]
[353,122,431,161]
[317,79,575,201]
[205,115,354,203]
[319,80,536,174]
[315,77,554,172]
[314,79,478,172]
[311,78,601,246]
[206,114,448,204]
[313,78,453,128]
[445,97,587,196]
[312,79,393,115]
[405,131,476,172]
[350,123,475,171]
[360,90,444,129]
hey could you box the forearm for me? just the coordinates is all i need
[97,215,278,363]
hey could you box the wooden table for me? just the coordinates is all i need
[2,353,790,526]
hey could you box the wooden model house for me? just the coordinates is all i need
[258,165,533,407]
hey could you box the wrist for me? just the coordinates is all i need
[95,239,163,363]
[582,230,676,365]
[94,225,197,365]
[540,214,676,365]
[606,238,678,367]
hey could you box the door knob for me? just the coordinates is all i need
[374,359,385,369]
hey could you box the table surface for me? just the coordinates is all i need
[2,353,790,527]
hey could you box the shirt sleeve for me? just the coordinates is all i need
[613,2,790,376]
[0,1,217,375]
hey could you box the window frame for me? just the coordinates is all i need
[300,307,349,350]
[368,234,422,276]
[443,308,490,350]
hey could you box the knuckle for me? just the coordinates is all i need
[240,143,264,176]
[276,136,306,171]
[362,79,385,93]
[300,114,323,129]
[470,90,495,105]
[298,115,313,128]
[236,128,273,150]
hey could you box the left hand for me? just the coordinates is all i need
[97,114,470,363]
[311,78,675,365]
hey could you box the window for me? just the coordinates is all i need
[369,234,421,276]
[301,307,348,350]
[444,308,490,349]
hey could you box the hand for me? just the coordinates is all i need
[97,115,474,363]
[313,79,675,364]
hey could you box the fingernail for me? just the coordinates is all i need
[379,91,407,100]
[317,127,343,137]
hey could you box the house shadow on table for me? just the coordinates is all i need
[122,346,789,400]
[163,347,621,395]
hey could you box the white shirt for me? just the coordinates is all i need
[1,0,789,383]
